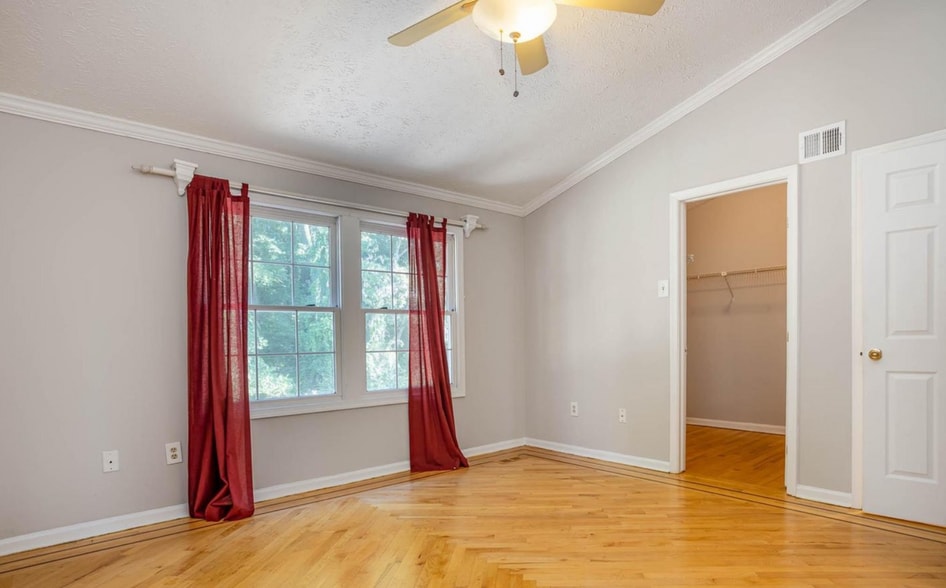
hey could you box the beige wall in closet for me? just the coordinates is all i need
[686,185,787,428]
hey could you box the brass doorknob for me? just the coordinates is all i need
[867,348,883,361]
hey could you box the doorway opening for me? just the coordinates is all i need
[683,185,787,492]
[669,166,799,497]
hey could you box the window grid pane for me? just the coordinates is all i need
[256,310,296,354]
[366,351,397,391]
[251,262,292,306]
[293,223,331,267]
[362,270,393,309]
[299,352,336,396]
[257,354,297,399]
[251,218,291,263]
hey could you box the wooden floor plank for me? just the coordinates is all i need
[1,443,944,587]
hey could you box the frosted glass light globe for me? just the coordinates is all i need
[472,0,557,43]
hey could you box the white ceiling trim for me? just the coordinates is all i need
[0,92,525,217]
[520,0,870,216]
[0,0,867,219]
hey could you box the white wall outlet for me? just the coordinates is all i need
[569,401,579,417]
[165,442,183,465]
[102,450,119,473]
[618,408,627,423]
[657,280,669,298]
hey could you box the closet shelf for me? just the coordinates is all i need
[686,264,786,281]
[686,264,786,301]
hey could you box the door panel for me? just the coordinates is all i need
[885,372,934,479]
[886,228,934,336]
[861,135,946,526]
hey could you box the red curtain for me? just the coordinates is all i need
[186,175,255,521]
[407,213,469,472]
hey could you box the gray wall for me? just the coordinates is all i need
[0,113,526,539]
[524,0,946,492]
[686,185,786,427]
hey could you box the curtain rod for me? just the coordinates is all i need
[131,160,486,238]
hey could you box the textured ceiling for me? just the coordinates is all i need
[0,0,840,210]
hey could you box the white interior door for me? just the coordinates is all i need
[861,135,946,526]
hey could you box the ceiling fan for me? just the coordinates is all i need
[389,0,665,76]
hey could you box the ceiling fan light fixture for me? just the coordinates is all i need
[472,0,557,43]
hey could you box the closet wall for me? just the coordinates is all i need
[686,184,787,429]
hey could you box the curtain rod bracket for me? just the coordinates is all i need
[132,159,198,196]
[171,159,198,196]
[461,214,484,238]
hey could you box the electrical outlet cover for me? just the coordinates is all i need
[165,442,183,465]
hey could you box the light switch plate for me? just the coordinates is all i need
[657,280,669,298]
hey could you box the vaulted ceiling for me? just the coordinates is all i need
[0,0,847,213]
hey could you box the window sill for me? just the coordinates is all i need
[249,389,466,420]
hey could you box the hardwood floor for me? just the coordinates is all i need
[683,424,785,493]
[2,447,944,587]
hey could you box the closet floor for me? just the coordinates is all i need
[683,424,785,494]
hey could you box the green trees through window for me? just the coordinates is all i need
[362,229,411,391]
[248,216,336,400]
[361,226,455,392]
[246,208,462,411]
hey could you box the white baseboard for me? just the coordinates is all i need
[524,438,671,472]
[687,417,786,435]
[794,484,854,508]
[465,438,527,457]
[0,503,189,557]
[0,438,527,557]
[255,438,526,502]
[252,460,410,503]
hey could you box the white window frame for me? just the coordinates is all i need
[247,205,342,418]
[248,192,465,419]
[360,221,462,395]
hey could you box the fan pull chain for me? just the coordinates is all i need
[511,33,520,98]
[498,29,505,76]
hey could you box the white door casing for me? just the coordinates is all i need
[669,165,799,496]
[856,131,946,526]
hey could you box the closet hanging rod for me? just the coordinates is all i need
[687,264,786,280]
[131,160,486,238]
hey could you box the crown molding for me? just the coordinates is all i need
[0,92,526,217]
[0,0,867,219]
[521,0,870,216]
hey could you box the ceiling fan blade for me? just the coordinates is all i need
[555,0,664,16]
[388,1,477,47]
[516,36,549,75]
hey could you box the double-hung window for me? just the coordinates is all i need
[248,211,338,401]
[361,223,458,392]
[247,196,464,418]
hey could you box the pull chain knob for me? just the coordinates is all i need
[511,32,520,98]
